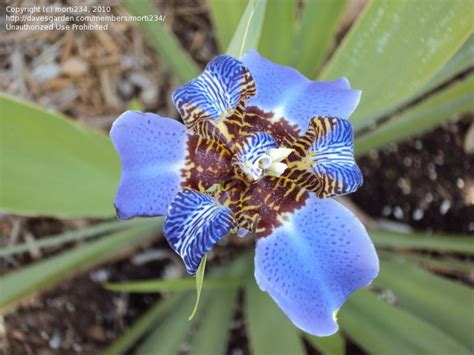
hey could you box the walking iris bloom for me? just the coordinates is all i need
[111,52,379,336]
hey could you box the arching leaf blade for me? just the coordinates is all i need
[226,0,267,58]
[320,0,474,130]
[0,95,119,218]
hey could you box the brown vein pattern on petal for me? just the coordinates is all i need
[234,177,309,238]
[285,116,362,198]
[181,134,233,193]
[239,106,301,147]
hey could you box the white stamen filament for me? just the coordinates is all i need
[244,147,293,181]
[267,161,288,177]
[257,154,273,169]
[267,147,293,162]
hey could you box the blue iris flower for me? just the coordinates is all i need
[110,52,379,336]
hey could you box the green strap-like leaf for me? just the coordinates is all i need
[0,95,119,218]
[320,0,474,131]
[340,289,471,355]
[105,253,252,293]
[105,276,243,293]
[305,332,345,355]
[369,228,474,254]
[135,293,197,355]
[0,220,143,257]
[226,0,267,58]
[355,74,474,156]
[101,293,187,355]
[189,253,208,320]
[245,280,305,355]
[0,220,161,312]
[105,254,251,354]
[291,0,348,78]
[375,260,474,349]
[191,287,239,355]
[208,0,247,52]
[120,0,199,83]
[379,250,473,273]
[421,34,474,95]
[190,252,250,355]
[258,0,295,65]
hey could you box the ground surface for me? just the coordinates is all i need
[353,116,474,235]
[1,0,472,354]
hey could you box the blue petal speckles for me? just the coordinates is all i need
[172,55,256,130]
[309,116,362,197]
[164,188,237,274]
[111,111,187,220]
[240,51,361,131]
[254,195,379,336]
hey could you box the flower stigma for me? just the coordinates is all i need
[238,145,293,181]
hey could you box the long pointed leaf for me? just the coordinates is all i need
[245,280,305,355]
[189,253,207,320]
[369,229,474,254]
[356,74,474,156]
[291,0,348,77]
[105,277,243,293]
[105,254,250,353]
[258,0,295,65]
[0,220,142,257]
[0,95,118,218]
[135,293,196,355]
[422,34,474,94]
[375,260,474,349]
[102,293,186,355]
[226,0,267,58]
[191,288,238,355]
[340,289,471,355]
[208,0,247,52]
[320,0,474,130]
[0,220,161,313]
[190,253,250,355]
[305,333,345,355]
[120,0,199,82]
[105,254,251,293]
[379,250,472,273]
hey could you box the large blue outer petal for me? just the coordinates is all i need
[254,196,379,336]
[241,51,361,131]
[110,111,187,219]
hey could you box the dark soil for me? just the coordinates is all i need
[353,116,474,235]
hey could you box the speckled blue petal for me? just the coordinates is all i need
[110,111,187,220]
[240,51,361,131]
[172,55,256,130]
[164,188,237,274]
[254,196,379,336]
